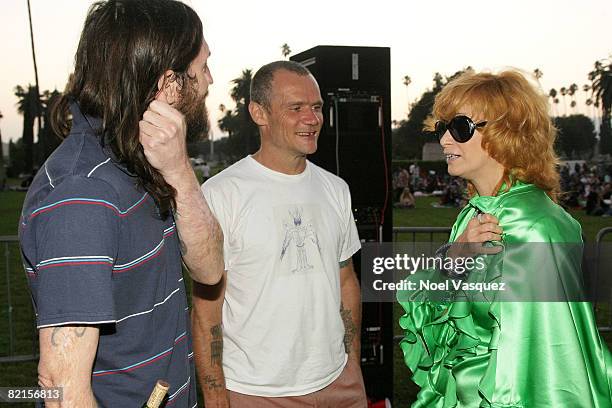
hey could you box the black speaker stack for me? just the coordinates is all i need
[291,46,393,400]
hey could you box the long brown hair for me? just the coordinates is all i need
[52,0,203,218]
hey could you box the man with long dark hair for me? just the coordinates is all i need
[18,1,223,406]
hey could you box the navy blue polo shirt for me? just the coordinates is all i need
[19,103,197,408]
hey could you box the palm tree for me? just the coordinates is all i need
[223,69,259,157]
[582,84,591,118]
[534,68,543,84]
[230,69,252,105]
[591,57,612,154]
[27,0,42,159]
[549,88,558,116]
[568,83,578,112]
[591,59,612,114]
[281,43,291,59]
[560,87,568,116]
[403,75,411,115]
[14,85,42,174]
[582,84,590,94]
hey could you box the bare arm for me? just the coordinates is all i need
[339,258,361,364]
[139,100,224,284]
[38,325,99,407]
[171,169,225,285]
[191,273,229,407]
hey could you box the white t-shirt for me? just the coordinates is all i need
[201,156,361,397]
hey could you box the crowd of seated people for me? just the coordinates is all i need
[560,162,612,217]
[393,161,611,215]
[392,165,466,208]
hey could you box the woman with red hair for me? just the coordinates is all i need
[398,70,612,407]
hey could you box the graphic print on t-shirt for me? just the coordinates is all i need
[277,205,323,275]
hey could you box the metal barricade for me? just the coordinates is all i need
[392,226,452,243]
[0,235,38,362]
[392,227,451,344]
[595,227,612,332]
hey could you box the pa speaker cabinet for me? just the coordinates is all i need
[291,46,392,240]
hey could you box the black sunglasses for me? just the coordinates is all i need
[435,115,487,143]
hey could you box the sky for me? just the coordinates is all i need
[0,0,610,144]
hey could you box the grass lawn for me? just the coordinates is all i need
[1,191,610,407]
[0,191,37,407]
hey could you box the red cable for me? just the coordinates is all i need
[379,97,390,230]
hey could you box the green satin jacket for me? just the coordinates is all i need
[398,181,612,407]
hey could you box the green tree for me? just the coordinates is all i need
[393,68,471,160]
[7,138,26,177]
[37,90,63,164]
[14,84,42,174]
[553,114,596,158]
[217,69,259,161]
[590,57,612,154]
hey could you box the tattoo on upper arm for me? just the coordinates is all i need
[210,324,223,366]
[339,258,352,268]
[51,328,62,347]
[73,327,87,337]
[50,326,88,347]
[340,302,357,354]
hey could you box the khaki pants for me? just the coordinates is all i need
[228,358,367,408]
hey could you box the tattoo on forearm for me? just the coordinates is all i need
[210,324,223,367]
[340,302,357,354]
[339,259,351,268]
[202,375,223,391]
[51,326,87,347]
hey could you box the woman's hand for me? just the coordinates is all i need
[447,213,503,259]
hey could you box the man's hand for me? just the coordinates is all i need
[447,213,503,258]
[139,100,191,186]
[139,100,223,285]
